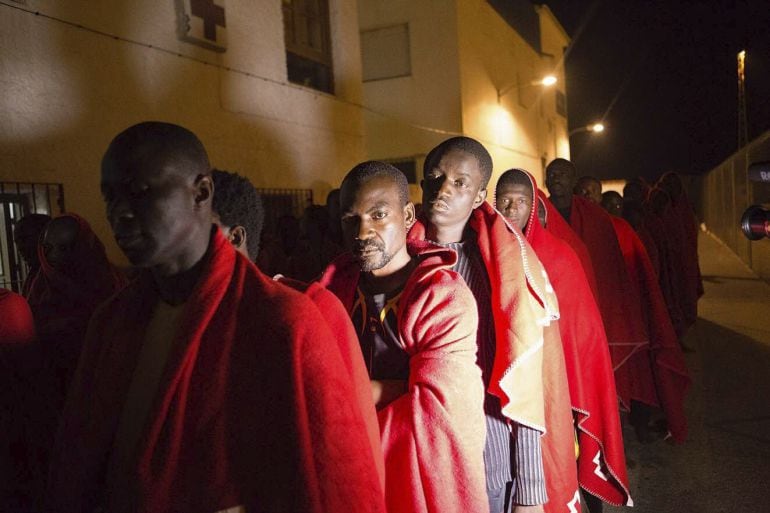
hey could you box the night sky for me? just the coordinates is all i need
[544,0,770,182]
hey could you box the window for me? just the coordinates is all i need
[282,0,334,94]
[256,187,313,235]
[0,182,64,291]
[361,24,411,82]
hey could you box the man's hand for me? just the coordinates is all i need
[513,505,545,513]
[370,379,407,409]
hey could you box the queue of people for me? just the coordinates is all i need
[0,121,702,513]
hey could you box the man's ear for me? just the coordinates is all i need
[473,187,488,209]
[404,202,416,229]
[194,174,213,206]
[229,225,247,251]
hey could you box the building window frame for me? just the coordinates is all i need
[282,0,335,94]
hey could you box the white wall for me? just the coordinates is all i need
[0,0,365,262]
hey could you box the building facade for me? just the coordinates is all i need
[358,0,571,201]
[0,0,570,283]
[0,0,366,271]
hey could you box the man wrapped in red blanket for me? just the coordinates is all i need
[27,213,126,400]
[410,138,576,513]
[496,170,631,508]
[47,122,386,513]
[319,161,487,513]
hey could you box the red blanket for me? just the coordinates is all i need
[1,288,40,509]
[409,204,579,513]
[47,228,386,513]
[319,240,488,513]
[538,192,599,300]
[521,174,631,506]
[27,213,126,394]
[0,288,35,345]
[640,202,686,338]
[610,216,691,442]
[655,178,703,331]
[275,276,385,488]
[556,196,648,372]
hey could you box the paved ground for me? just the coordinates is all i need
[601,231,770,513]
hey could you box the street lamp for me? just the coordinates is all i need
[497,75,557,102]
[569,122,605,137]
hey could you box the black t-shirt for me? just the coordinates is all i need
[351,287,409,381]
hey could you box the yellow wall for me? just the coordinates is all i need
[455,0,570,193]
[358,0,463,203]
[0,0,365,263]
[359,0,571,202]
[536,4,571,162]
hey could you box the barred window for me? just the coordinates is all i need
[282,0,334,94]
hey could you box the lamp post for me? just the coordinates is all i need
[568,122,605,137]
[497,75,557,102]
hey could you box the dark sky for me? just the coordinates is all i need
[544,0,770,182]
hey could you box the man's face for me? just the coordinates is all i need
[421,149,486,232]
[575,178,602,204]
[340,176,414,276]
[545,163,576,199]
[41,217,79,271]
[101,149,206,268]
[496,183,533,231]
[602,193,624,217]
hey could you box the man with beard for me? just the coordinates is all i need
[496,169,631,512]
[320,161,486,513]
[47,122,386,513]
[410,138,576,513]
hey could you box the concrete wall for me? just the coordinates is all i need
[0,0,365,263]
[358,0,463,202]
[701,131,770,280]
[455,0,569,190]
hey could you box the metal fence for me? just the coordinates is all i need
[0,182,66,292]
[700,131,770,279]
[256,188,314,235]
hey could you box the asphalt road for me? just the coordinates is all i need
[601,231,770,513]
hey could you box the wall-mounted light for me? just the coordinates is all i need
[497,75,557,102]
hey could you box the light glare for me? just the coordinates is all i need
[541,75,557,87]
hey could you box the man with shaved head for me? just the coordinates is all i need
[320,160,486,513]
[47,122,385,513]
[411,138,576,513]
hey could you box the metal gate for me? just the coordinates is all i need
[0,182,65,292]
